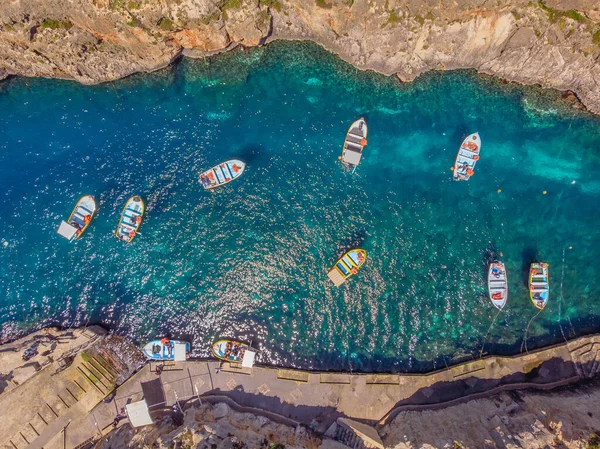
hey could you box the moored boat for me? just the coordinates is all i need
[56,195,97,241]
[453,132,481,181]
[340,118,368,169]
[115,196,145,242]
[142,338,190,361]
[487,261,508,310]
[529,262,549,310]
[211,339,250,363]
[199,159,246,190]
[327,248,367,287]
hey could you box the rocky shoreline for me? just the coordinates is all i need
[0,0,599,113]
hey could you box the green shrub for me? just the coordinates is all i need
[381,9,402,27]
[158,17,174,31]
[315,0,332,9]
[220,0,242,18]
[109,0,126,10]
[565,9,585,23]
[538,1,586,24]
[259,0,282,12]
[41,18,73,30]
[593,29,600,45]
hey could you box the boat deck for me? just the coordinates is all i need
[327,269,346,287]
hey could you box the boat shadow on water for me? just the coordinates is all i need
[236,144,262,166]
[335,229,367,256]
[521,246,538,288]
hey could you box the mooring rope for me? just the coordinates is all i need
[521,308,543,354]
[558,246,569,345]
[479,307,502,358]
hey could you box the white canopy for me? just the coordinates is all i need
[173,342,187,362]
[343,150,362,166]
[241,349,256,368]
[125,399,153,427]
[57,221,77,240]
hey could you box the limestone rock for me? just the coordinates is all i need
[212,402,230,420]
[0,0,598,114]
[382,381,600,449]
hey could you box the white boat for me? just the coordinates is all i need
[115,196,144,242]
[340,118,368,169]
[453,132,481,181]
[487,262,508,310]
[142,338,190,361]
[56,195,97,241]
[199,159,246,190]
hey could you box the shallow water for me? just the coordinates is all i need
[1,41,599,372]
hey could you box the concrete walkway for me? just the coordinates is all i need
[1,331,599,449]
[57,333,600,448]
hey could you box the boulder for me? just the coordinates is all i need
[214,422,236,439]
[249,414,270,429]
[212,402,230,420]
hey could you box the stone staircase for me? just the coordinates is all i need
[324,418,384,449]
[569,336,600,379]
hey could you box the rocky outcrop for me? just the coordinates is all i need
[380,378,600,449]
[0,0,599,112]
[98,401,321,449]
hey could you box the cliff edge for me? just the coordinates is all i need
[0,0,599,112]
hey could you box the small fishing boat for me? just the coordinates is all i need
[211,339,252,363]
[340,118,368,169]
[487,261,508,310]
[56,195,97,241]
[327,248,367,287]
[142,338,190,361]
[529,262,549,310]
[199,159,246,190]
[453,132,481,181]
[115,196,145,242]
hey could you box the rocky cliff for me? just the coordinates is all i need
[381,378,600,449]
[98,401,322,449]
[0,0,599,113]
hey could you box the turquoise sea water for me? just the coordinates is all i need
[1,41,600,372]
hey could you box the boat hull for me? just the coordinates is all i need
[529,262,549,310]
[327,248,367,287]
[142,339,190,361]
[115,196,145,242]
[200,159,246,190]
[487,262,508,310]
[453,132,481,181]
[340,118,368,168]
[211,339,249,363]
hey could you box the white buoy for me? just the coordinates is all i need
[2,241,8,248]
